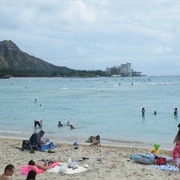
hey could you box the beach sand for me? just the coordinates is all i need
[0,136,179,180]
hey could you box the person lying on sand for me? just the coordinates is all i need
[0,164,15,180]
[28,157,60,171]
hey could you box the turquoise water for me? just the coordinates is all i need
[0,76,180,148]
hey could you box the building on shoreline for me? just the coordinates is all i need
[106,63,142,77]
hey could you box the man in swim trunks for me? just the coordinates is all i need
[0,164,15,180]
[34,120,43,129]
[28,157,60,171]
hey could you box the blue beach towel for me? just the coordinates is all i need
[41,142,60,151]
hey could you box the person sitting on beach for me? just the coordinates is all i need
[90,135,101,147]
[0,164,15,180]
[28,158,60,171]
[86,135,100,143]
[34,120,43,129]
[39,131,49,145]
[26,170,37,180]
[58,121,63,127]
[70,125,75,129]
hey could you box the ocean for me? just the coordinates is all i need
[0,76,180,149]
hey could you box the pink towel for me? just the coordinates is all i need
[19,162,60,175]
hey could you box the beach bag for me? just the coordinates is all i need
[155,157,166,165]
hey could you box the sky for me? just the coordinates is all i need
[1,0,180,76]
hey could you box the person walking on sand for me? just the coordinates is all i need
[0,164,15,180]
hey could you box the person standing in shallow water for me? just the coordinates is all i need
[142,108,145,116]
[174,108,178,116]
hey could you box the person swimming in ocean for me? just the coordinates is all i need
[58,121,63,127]
[70,125,75,129]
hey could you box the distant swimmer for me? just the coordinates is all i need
[34,99,37,103]
[174,108,178,116]
[142,107,145,116]
[34,120,43,129]
[58,121,63,127]
[153,111,157,115]
[70,125,75,129]
[67,121,70,126]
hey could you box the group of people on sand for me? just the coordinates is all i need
[0,118,101,179]
[58,121,75,129]
[141,107,178,116]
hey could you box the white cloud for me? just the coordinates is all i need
[76,46,87,56]
[62,1,97,24]
[153,46,172,54]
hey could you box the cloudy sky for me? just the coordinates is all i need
[1,0,180,76]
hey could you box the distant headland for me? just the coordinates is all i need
[0,40,144,78]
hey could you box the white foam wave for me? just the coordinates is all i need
[0,130,23,134]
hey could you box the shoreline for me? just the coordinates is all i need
[0,134,174,151]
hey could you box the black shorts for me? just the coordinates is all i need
[41,159,53,166]
[34,121,42,128]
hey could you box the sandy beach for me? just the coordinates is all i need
[0,136,179,180]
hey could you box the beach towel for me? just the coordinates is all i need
[153,165,179,172]
[19,162,60,175]
[47,163,87,174]
[40,142,60,151]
